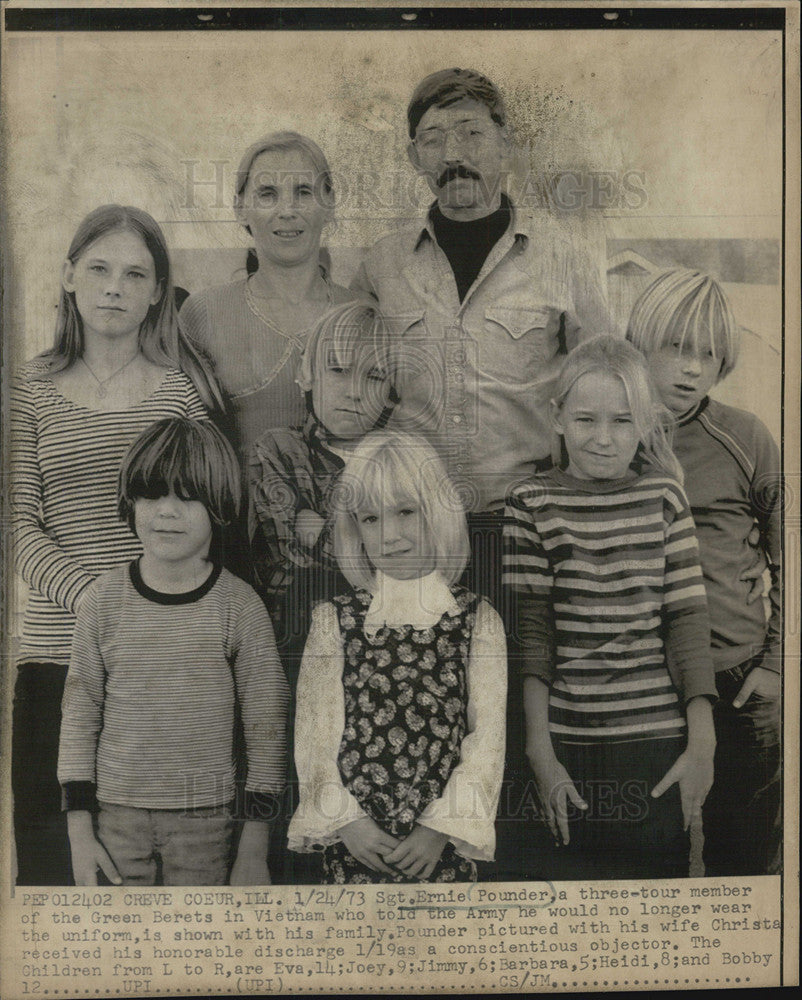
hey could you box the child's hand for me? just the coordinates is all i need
[652,695,715,829]
[733,666,781,708]
[383,825,448,880]
[741,524,768,604]
[230,854,271,886]
[526,745,587,845]
[67,811,121,886]
[651,747,715,830]
[295,509,326,549]
[338,817,400,875]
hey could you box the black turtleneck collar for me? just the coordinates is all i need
[430,193,512,302]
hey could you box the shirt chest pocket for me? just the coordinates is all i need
[386,311,445,399]
[384,310,428,340]
[478,306,555,384]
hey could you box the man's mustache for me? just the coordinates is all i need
[437,165,482,187]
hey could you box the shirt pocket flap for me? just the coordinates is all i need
[485,306,551,340]
[384,310,427,337]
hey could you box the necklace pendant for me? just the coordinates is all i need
[80,352,138,400]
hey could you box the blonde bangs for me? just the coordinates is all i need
[299,302,398,389]
[628,269,740,377]
[337,442,423,515]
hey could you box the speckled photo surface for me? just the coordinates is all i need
[1,2,798,995]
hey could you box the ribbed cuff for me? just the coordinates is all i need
[62,781,98,812]
[63,575,94,615]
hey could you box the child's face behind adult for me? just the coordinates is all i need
[134,488,213,569]
[313,349,392,443]
[236,148,333,268]
[646,341,722,416]
[357,497,436,581]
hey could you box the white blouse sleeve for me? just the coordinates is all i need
[287,601,367,852]
[417,599,507,861]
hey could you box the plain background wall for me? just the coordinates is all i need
[2,25,785,633]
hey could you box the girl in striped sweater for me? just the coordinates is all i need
[503,336,717,880]
[10,205,223,884]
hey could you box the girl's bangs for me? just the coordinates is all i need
[329,313,392,375]
[346,449,420,514]
[305,305,396,389]
[320,325,361,372]
[312,311,358,367]
[362,473,417,515]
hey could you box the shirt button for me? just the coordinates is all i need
[456,465,464,473]
[453,415,462,424]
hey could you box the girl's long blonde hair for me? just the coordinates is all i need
[553,335,683,483]
[332,431,470,592]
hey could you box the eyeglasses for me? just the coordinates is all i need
[413,120,495,153]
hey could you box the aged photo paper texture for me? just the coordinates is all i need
[1,1,799,995]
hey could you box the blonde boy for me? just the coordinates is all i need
[249,301,396,622]
[627,269,781,876]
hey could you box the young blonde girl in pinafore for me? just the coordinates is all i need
[288,431,507,884]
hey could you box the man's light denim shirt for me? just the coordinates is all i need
[351,202,615,511]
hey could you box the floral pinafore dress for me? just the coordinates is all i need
[323,587,479,884]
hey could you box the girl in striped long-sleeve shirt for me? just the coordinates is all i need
[10,205,223,885]
[502,336,717,880]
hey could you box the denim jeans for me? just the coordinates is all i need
[98,802,234,885]
[702,660,782,876]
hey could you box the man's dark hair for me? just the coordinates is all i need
[407,68,507,139]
